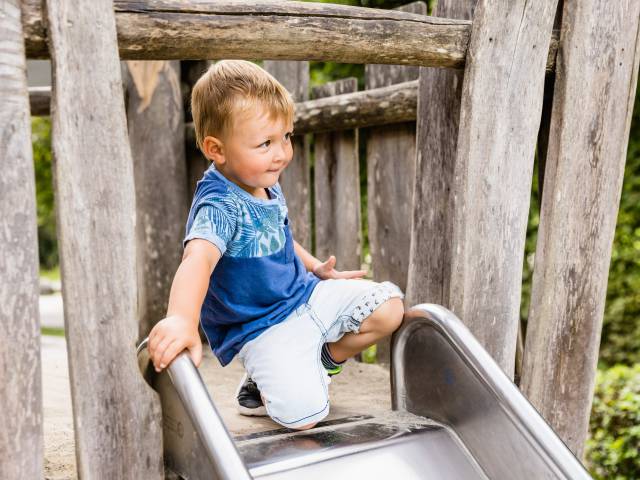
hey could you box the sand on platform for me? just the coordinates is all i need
[42,334,392,479]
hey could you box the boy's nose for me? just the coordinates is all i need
[273,141,289,162]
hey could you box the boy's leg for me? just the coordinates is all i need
[238,304,331,430]
[327,296,404,362]
[306,279,405,366]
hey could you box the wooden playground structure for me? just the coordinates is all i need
[2,0,639,477]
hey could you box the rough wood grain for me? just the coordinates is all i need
[124,61,189,340]
[521,0,640,457]
[45,0,164,476]
[23,0,469,66]
[0,1,43,477]
[37,79,419,134]
[21,0,559,70]
[405,0,477,310]
[515,2,563,383]
[264,61,312,250]
[296,80,417,134]
[366,1,424,366]
[312,78,362,270]
[448,0,559,378]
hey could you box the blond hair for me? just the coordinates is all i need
[191,60,295,153]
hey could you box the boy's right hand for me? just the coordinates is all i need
[147,315,203,372]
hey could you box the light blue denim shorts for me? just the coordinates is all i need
[237,278,404,429]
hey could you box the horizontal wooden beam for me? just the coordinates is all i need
[21,0,558,69]
[31,80,419,133]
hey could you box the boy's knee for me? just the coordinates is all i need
[369,297,404,336]
[267,384,329,430]
[291,422,317,431]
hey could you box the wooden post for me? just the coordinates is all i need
[45,0,164,477]
[312,78,362,270]
[448,0,559,378]
[405,0,477,309]
[124,61,190,340]
[182,60,213,197]
[0,1,43,477]
[264,61,312,250]
[366,1,424,365]
[521,0,640,457]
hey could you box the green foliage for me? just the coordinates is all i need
[32,117,58,270]
[599,86,640,367]
[586,364,640,480]
[41,326,65,337]
[520,85,640,367]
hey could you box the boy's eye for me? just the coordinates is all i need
[259,133,293,148]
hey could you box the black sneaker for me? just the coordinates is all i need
[236,373,267,416]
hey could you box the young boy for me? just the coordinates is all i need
[147,60,404,430]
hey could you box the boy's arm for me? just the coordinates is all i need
[294,239,367,279]
[148,239,221,372]
[293,239,322,272]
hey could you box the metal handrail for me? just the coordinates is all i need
[137,337,252,480]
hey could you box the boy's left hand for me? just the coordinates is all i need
[313,255,367,280]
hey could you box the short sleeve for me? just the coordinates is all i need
[183,200,238,255]
[271,182,284,200]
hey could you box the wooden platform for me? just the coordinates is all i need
[42,334,392,479]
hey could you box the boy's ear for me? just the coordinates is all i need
[202,135,225,164]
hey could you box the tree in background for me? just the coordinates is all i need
[32,117,57,270]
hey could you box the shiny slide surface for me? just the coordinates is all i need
[136,305,592,480]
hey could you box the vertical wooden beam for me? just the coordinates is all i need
[182,60,213,197]
[45,0,164,477]
[366,1,424,365]
[515,2,563,384]
[448,0,559,377]
[405,0,477,309]
[264,61,312,250]
[312,78,362,270]
[124,61,189,340]
[0,1,43,477]
[521,0,640,457]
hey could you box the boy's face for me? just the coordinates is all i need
[203,103,294,197]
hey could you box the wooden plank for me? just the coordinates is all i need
[35,79,419,133]
[366,1,425,366]
[296,80,417,134]
[448,0,559,378]
[0,1,43,477]
[182,61,213,197]
[521,0,640,456]
[45,0,164,476]
[514,2,563,383]
[264,61,312,250]
[124,61,190,340]
[405,0,477,309]
[312,78,361,270]
[21,0,558,71]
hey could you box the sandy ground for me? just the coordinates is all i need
[41,297,392,479]
[42,335,77,479]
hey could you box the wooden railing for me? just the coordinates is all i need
[2,0,638,477]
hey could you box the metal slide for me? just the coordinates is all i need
[136,305,592,480]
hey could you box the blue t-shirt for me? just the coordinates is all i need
[183,164,320,366]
